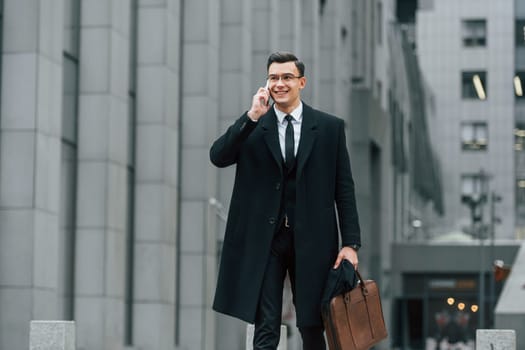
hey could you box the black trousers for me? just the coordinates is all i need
[253,224,326,350]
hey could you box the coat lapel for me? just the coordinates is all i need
[260,108,284,175]
[296,103,318,179]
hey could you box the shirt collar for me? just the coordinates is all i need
[274,102,303,124]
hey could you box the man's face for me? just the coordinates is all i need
[267,61,306,111]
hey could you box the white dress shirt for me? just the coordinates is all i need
[274,103,302,160]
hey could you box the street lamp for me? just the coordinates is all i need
[489,192,502,327]
[461,169,489,329]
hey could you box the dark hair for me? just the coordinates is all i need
[266,51,305,76]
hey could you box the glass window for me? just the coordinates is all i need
[516,19,525,47]
[462,19,486,47]
[514,72,525,100]
[515,125,525,152]
[462,71,487,100]
[461,122,488,151]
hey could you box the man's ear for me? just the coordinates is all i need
[299,77,307,89]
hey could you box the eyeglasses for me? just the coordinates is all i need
[267,74,303,83]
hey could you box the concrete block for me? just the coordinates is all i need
[29,321,75,350]
[134,184,167,241]
[33,210,59,289]
[109,32,129,99]
[136,124,166,181]
[181,147,209,199]
[178,306,204,349]
[134,242,175,301]
[76,162,107,227]
[476,329,516,350]
[77,95,110,158]
[133,302,175,350]
[107,101,129,163]
[36,57,62,135]
[0,288,32,348]
[105,230,126,297]
[179,254,204,306]
[0,131,35,207]
[246,324,287,350]
[0,210,34,285]
[180,201,205,253]
[182,44,211,95]
[3,0,38,52]
[81,0,110,27]
[181,96,209,147]
[106,164,128,231]
[79,28,110,92]
[75,229,105,294]
[136,66,165,123]
[166,15,180,72]
[1,54,37,129]
[137,7,166,64]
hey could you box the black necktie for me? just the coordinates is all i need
[285,115,295,169]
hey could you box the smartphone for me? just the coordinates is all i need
[260,80,271,106]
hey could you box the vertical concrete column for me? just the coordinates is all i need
[318,0,342,115]
[0,0,65,348]
[346,0,374,280]
[179,0,220,349]
[300,0,320,105]
[29,321,75,350]
[133,0,180,349]
[75,1,131,349]
[334,0,353,118]
[215,0,253,348]
[251,0,279,87]
[277,0,301,52]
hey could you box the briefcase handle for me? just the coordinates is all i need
[354,269,369,296]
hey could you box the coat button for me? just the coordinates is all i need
[275,182,281,190]
[268,217,276,225]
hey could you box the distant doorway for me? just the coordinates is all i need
[393,273,499,349]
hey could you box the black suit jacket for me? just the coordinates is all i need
[210,103,361,327]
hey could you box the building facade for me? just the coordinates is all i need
[416,0,516,239]
[388,1,525,349]
[0,0,466,349]
[0,1,390,349]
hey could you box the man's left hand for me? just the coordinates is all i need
[333,246,358,270]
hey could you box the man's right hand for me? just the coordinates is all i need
[247,86,271,121]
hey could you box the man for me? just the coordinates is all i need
[210,52,361,350]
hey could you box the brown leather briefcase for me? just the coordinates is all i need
[322,270,388,350]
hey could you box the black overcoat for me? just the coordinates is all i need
[210,103,361,327]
